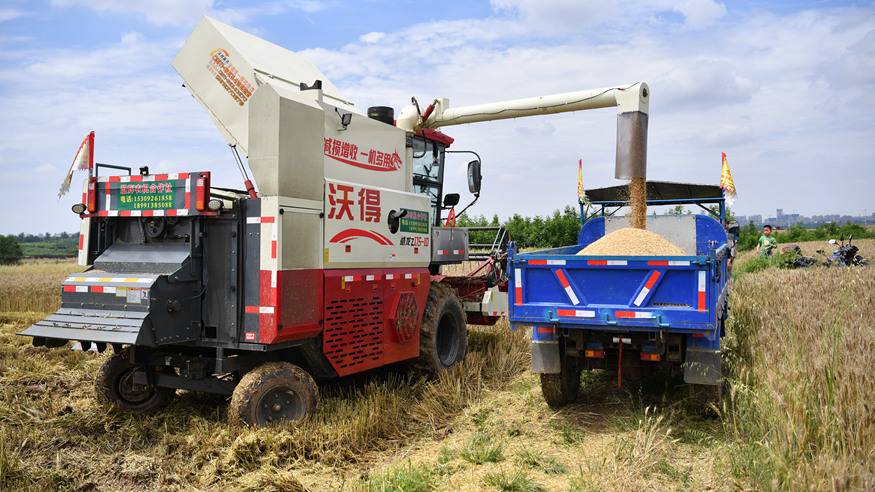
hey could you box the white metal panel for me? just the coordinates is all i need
[248,83,325,199]
[172,16,353,156]
[322,105,409,192]
[323,178,430,269]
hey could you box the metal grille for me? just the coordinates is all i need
[393,292,418,343]
[323,295,384,371]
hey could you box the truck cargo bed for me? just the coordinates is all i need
[508,215,731,337]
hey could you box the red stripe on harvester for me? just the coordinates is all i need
[91,286,104,293]
[108,175,121,183]
[129,175,143,182]
[644,271,661,290]
[697,292,706,311]
[260,216,275,223]
[166,209,178,216]
[119,211,131,217]
[63,285,76,292]
[244,306,259,314]
[615,311,636,318]
[648,260,668,266]
[142,210,154,217]
[587,260,608,265]
[178,173,190,180]
[528,259,547,265]
[184,191,190,210]
[555,269,570,288]
[78,234,84,250]
[536,326,555,335]
[154,174,168,181]
[556,309,577,317]
[514,287,522,305]
[271,240,277,259]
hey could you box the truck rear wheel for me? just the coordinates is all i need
[417,283,468,374]
[229,362,318,427]
[540,348,581,408]
[95,351,175,412]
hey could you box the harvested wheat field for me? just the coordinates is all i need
[578,227,685,256]
[1,244,873,490]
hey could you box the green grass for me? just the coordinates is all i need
[459,432,504,465]
[482,469,544,492]
[516,449,567,475]
[549,420,585,445]
[359,462,435,492]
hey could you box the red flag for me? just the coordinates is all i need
[59,131,94,198]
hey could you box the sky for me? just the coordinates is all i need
[0,0,873,234]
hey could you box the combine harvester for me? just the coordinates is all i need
[22,17,727,425]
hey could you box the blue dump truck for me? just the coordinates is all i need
[508,182,735,406]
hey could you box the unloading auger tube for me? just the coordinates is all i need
[396,82,649,180]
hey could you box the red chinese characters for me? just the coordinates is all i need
[323,137,401,172]
[327,183,354,220]
[358,188,381,222]
[328,183,382,223]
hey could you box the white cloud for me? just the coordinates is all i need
[49,0,329,27]
[359,31,386,43]
[50,0,213,26]
[490,0,726,30]
[0,8,27,22]
[672,0,726,28]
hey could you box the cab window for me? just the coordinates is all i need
[412,137,445,225]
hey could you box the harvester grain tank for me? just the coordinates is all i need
[21,16,703,425]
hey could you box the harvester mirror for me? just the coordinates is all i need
[443,193,460,208]
[467,160,482,194]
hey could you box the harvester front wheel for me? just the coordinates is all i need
[417,283,468,374]
[95,351,174,412]
[540,345,581,408]
[229,362,318,427]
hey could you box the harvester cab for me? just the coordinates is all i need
[21,16,651,426]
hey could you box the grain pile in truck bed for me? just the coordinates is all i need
[578,227,685,256]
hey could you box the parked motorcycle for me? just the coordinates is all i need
[817,234,868,267]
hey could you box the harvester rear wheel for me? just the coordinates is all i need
[540,345,581,408]
[229,362,318,427]
[95,351,174,412]
[417,283,468,374]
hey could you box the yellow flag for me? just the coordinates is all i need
[577,159,584,203]
[720,152,737,206]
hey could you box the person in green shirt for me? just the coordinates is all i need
[757,224,778,257]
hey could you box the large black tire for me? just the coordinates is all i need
[95,350,175,413]
[229,362,318,427]
[417,283,468,374]
[540,344,581,408]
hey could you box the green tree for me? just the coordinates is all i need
[0,235,23,264]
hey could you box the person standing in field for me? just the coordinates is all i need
[757,225,778,257]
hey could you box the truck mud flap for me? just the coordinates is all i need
[683,347,722,385]
[22,308,148,346]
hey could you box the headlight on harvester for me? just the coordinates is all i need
[71,203,86,214]
[207,198,223,211]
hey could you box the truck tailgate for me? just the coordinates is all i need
[510,253,724,332]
